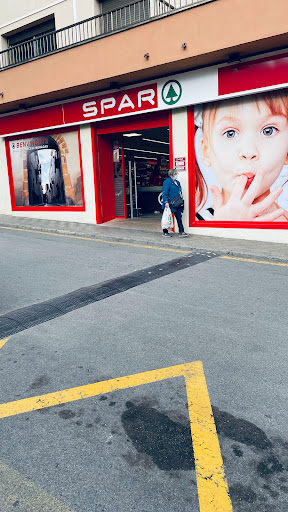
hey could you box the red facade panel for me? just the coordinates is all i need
[218,53,288,96]
[0,105,63,137]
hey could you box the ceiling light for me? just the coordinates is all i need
[124,148,169,156]
[142,138,169,145]
[134,156,157,160]
[123,133,142,137]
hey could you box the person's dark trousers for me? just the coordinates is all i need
[174,208,184,233]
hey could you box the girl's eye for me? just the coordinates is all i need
[262,126,278,136]
[223,130,237,138]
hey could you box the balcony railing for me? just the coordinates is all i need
[0,0,214,70]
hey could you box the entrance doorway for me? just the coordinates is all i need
[93,112,171,225]
[116,126,170,220]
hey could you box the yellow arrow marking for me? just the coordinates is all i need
[0,361,232,511]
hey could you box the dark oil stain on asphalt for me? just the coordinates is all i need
[36,407,50,414]
[212,406,272,450]
[29,375,51,389]
[121,402,272,472]
[257,456,284,477]
[119,400,288,509]
[229,484,257,504]
[58,409,76,420]
[232,445,244,457]
[121,401,195,471]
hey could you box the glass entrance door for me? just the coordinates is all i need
[122,126,170,218]
[126,160,139,218]
[110,125,170,220]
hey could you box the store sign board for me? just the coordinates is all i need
[1,51,288,137]
[64,84,158,124]
[157,68,218,111]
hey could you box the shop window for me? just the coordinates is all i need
[8,130,84,210]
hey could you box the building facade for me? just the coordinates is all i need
[0,0,288,243]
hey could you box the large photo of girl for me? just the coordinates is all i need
[194,89,288,222]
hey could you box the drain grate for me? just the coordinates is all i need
[0,252,217,338]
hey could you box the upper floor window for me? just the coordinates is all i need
[5,17,56,65]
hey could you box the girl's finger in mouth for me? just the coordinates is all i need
[243,173,255,188]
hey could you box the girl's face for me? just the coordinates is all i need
[201,100,288,199]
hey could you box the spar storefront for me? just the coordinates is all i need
[1,49,288,243]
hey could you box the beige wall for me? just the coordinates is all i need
[0,1,62,26]
[0,0,73,52]
[0,0,100,53]
[76,0,100,21]
[0,0,287,111]
[0,0,99,30]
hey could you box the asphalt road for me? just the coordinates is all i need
[1,229,288,512]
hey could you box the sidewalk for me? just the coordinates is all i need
[0,214,288,262]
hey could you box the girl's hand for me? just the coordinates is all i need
[209,172,284,222]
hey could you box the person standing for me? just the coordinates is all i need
[162,169,188,237]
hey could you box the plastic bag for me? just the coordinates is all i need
[161,207,173,230]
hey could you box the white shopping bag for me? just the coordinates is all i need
[161,207,174,230]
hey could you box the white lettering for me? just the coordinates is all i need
[118,94,135,112]
[101,97,116,114]
[83,101,98,118]
[138,89,155,107]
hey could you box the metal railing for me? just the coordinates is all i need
[0,0,214,70]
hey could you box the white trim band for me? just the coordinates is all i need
[0,0,67,30]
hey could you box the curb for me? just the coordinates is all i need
[1,220,288,264]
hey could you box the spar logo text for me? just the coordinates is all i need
[82,88,156,118]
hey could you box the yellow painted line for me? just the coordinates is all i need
[185,368,232,511]
[221,255,288,267]
[0,361,232,511]
[0,338,10,350]
[0,226,189,253]
[0,460,76,511]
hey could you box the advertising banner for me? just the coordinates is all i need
[194,89,288,224]
[8,131,84,209]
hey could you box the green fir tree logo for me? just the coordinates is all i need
[161,80,182,105]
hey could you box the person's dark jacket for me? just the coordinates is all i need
[162,177,184,213]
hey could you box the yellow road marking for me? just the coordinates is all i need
[0,338,10,350]
[185,368,232,511]
[0,361,232,511]
[221,255,288,267]
[0,460,76,512]
[0,226,189,253]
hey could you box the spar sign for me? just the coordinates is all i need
[1,50,288,137]
[64,84,158,124]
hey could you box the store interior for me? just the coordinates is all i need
[112,126,170,227]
